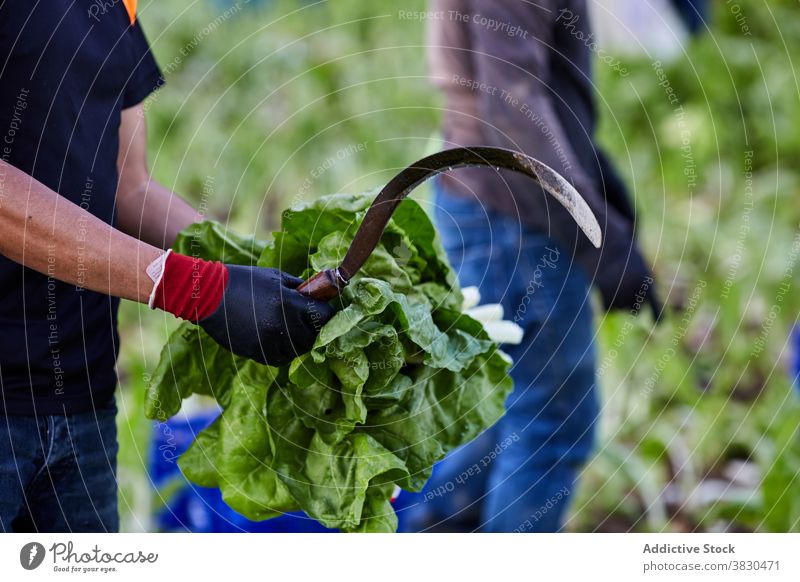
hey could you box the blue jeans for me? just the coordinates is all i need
[401,185,598,532]
[0,399,119,532]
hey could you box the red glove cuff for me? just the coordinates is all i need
[151,252,229,322]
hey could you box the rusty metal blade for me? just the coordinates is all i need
[338,146,602,282]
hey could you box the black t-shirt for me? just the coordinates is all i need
[0,0,163,415]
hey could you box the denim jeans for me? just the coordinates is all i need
[0,399,119,532]
[400,184,598,532]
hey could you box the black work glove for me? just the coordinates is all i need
[199,265,336,366]
[595,247,662,321]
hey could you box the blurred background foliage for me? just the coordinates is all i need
[116,0,800,532]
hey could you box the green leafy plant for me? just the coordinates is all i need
[145,193,513,532]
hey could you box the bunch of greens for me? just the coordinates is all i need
[145,193,513,532]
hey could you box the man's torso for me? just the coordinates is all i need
[0,0,159,414]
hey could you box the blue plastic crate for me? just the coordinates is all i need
[793,326,800,394]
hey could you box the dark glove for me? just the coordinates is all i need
[199,265,336,366]
[595,247,662,320]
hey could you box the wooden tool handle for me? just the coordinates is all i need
[296,268,347,301]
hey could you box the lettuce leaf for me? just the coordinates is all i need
[146,193,513,532]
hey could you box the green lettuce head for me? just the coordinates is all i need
[146,193,513,532]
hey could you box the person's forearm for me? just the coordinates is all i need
[115,104,200,250]
[0,159,162,303]
[115,178,200,250]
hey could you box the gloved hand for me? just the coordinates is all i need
[199,265,336,366]
[148,251,335,366]
[594,246,662,321]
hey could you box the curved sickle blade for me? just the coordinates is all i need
[297,146,602,301]
[341,146,601,278]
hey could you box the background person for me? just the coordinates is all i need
[401,0,658,532]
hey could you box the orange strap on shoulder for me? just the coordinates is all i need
[122,0,137,24]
